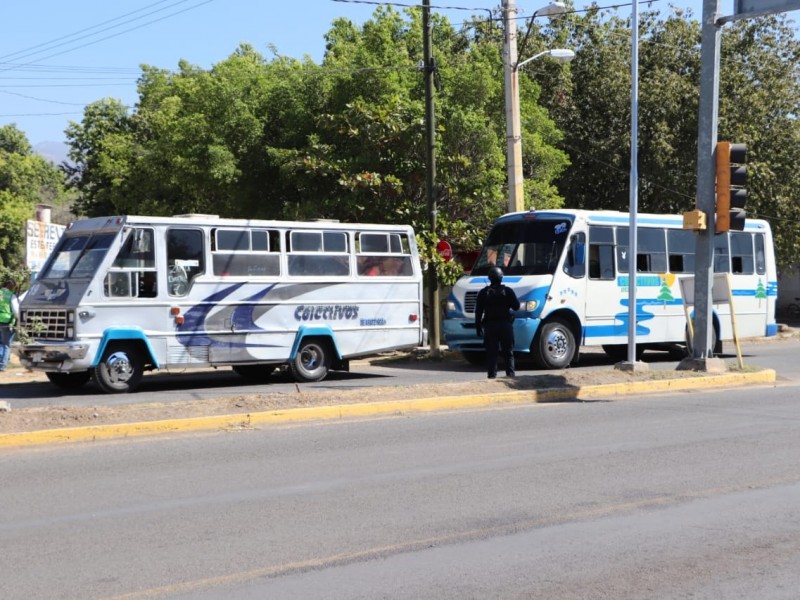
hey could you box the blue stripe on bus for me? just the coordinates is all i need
[469,276,523,284]
[583,298,683,338]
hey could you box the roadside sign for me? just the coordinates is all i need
[436,240,453,262]
[26,220,65,273]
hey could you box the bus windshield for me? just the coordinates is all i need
[39,232,117,279]
[471,218,573,277]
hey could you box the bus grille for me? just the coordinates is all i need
[21,309,69,341]
[464,291,479,314]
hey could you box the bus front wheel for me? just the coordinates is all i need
[289,339,332,383]
[93,344,144,393]
[532,319,576,369]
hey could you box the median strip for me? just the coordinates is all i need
[0,368,776,449]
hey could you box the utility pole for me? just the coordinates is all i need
[502,0,524,214]
[683,0,723,369]
[422,0,441,356]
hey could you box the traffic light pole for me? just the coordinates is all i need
[681,0,724,369]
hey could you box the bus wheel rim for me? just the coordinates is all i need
[546,328,569,360]
[104,352,135,384]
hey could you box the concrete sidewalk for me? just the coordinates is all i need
[0,366,777,449]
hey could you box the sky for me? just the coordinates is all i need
[0,1,751,149]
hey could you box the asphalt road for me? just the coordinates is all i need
[2,380,798,599]
[4,337,800,409]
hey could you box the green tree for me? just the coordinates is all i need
[718,14,800,265]
[540,6,800,265]
[64,8,571,281]
[0,125,68,268]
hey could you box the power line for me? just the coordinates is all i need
[0,0,179,62]
[0,0,216,76]
[0,90,87,106]
[0,111,83,117]
[0,83,134,88]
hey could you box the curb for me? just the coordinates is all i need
[0,369,777,449]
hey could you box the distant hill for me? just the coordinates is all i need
[34,141,70,166]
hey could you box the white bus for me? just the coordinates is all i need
[444,209,777,368]
[17,214,425,393]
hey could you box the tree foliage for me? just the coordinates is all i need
[64,9,570,273]
[538,6,800,264]
[0,125,68,269]
[63,6,800,268]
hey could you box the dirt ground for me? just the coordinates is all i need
[0,349,738,435]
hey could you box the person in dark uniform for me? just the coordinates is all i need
[474,266,520,378]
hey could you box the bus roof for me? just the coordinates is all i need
[496,208,770,232]
[64,215,416,233]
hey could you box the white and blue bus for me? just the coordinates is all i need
[17,214,424,393]
[443,209,778,368]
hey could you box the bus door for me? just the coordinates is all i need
[583,225,622,344]
[165,227,209,367]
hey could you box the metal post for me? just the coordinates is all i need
[423,0,441,356]
[502,0,524,213]
[626,0,640,365]
[689,0,722,365]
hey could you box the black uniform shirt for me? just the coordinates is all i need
[475,283,520,326]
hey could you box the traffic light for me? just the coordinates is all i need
[715,141,747,233]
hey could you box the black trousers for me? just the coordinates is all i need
[484,319,515,377]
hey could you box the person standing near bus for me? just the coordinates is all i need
[474,266,520,378]
[0,277,20,372]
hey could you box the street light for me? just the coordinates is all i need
[517,48,575,70]
[503,0,572,213]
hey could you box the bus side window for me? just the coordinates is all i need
[105,228,158,298]
[713,234,730,273]
[755,234,766,275]
[588,226,615,280]
[637,229,667,273]
[167,228,205,296]
[667,230,695,273]
[730,232,754,274]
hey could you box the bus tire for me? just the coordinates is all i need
[289,338,331,383]
[46,371,92,390]
[532,318,576,369]
[93,344,144,393]
[461,351,486,367]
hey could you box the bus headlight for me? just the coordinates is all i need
[523,300,538,312]
[446,300,456,312]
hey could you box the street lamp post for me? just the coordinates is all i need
[502,0,571,213]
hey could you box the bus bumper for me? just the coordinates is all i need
[17,342,90,372]
[443,317,541,353]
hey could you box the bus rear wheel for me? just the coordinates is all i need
[93,344,144,393]
[532,318,576,369]
[46,371,92,390]
[289,339,331,383]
